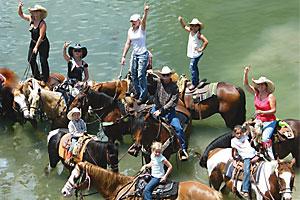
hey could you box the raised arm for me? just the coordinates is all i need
[18,1,30,21]
[63,42,71,62]
[141,4,149,31]
[120,34,131,65]
[243,66,255,95]
[178,16,190,32]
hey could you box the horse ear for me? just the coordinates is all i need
[290,158,296,168]
[83,85,90,94]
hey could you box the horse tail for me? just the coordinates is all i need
[236,87,246,125]
[199,132,232,168]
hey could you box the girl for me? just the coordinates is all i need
[63,42,89,82]
[141,142,173,200]
[178,16,208,90]
[18,2,50,83]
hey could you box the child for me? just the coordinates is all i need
[66,107,87,163]
[231,125,259,199]
[63,42,89,83]
[141,142,173,200]
[178,16,208,90]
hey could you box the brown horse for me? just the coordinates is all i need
[61,161,223,200]
[177,75,246,129]
[91,79,129,100]
[206,148,296,200]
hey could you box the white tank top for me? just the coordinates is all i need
[187,31,203,58]
[128,26,147,55]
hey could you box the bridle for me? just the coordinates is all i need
[275,165,295,195]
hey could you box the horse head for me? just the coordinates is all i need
[27,79,43,119]
[69,86,90,118]
[274,158,296,200]
[61,163,89,197]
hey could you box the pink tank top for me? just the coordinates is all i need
[254,93,276,122]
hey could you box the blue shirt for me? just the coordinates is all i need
[151,153,166,178]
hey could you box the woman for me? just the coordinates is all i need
[63,42,89,82]
[121,4,149,104]
[178,16,208,90]
[243,66,277,160]
[18,1,50,83]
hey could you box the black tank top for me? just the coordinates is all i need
[29,20,47,41]
[67,60,88,81]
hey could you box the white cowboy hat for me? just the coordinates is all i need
[189,18,204,29]
[129,14,141,22]
[252,76,275,93]
[159,66,173,75]
[28,5,48,19]
[67,107,81,121]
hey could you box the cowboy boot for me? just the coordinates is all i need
[65,151,72,165]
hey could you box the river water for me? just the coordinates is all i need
[0,0,299,199]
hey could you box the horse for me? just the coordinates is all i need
[206,148,296,200]
[61,161,223,200]
[45,129,119,175]
[91,79,129,100]
[199,119,300,168]
[177,75,246,129]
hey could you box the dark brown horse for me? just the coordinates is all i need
[206,148,296,200]
[177,75,246,129]
[61,161,222,200]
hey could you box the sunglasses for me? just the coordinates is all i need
[74,49,82,53]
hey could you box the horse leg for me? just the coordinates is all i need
[220,111,238,129]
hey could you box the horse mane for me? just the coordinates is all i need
[200,132,232,168]
[0,68,18,88]
[79,162,133,196]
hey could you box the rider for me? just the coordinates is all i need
[151,66,189,160]
[243,66,277,160]
[231,125,259,199]
[140,141,173,200]
[66,107,87,164]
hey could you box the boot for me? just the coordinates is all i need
[65,151,73,165]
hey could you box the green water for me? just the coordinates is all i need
[0,0,299,199]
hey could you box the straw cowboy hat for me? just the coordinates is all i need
[28,5,48,19]
[129,14,141,22]
[68,43,88,59]
[189,18,204,29]
[159,66,174,75]
[67,107,81,121]
[252,76,275,93]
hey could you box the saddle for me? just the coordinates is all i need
[274,120,294,141]
[134,174,179,199]
[59,133,93,163]
[54,80,79,111]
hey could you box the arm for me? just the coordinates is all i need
[82,65,89,82]
[120,34,131,65]
[178,16,190,32]
[140,161,153,171]
[243,66,255,95]
[68,121,76,134]
[18,1,30,21]
[256,94,276,115]
[161,159,172,182]
[196,34,208,52]
[33,22,47,54]
[162,87,179,112]
[232,148,240,160]
[141,4,149,31]
[63,42,71,62]
[82,120,87,132]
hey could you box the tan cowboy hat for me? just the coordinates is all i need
[28,5,48,19]
[67,107,81,121]
[189,18,204,29]
[252,76,275,93]
[159,66,174,75]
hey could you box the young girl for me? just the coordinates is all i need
[63,42,89,82]
[231,125,259,199]
[140,142,173,200]
[18,2,50,83]
[66,107,87,163]
[178,16,208,90]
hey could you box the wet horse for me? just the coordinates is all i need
[46,129,119,174]
[206,148,296,200]
[61,161,223,200]
[177,75,246,129]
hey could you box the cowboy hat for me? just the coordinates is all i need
[159,66,174,75]
[67,107,81,121]
[68,43,88,59]
[129,14,141,22]
[28,5,48,19]
[252,76,275,93]
[189,18,204,29]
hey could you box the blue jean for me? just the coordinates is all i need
[151,106,187,150]
[242,158,251,193]
[130,51,149,101]
[262,120,277,142]
[189,53,203,86]
[144,177,160,200]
